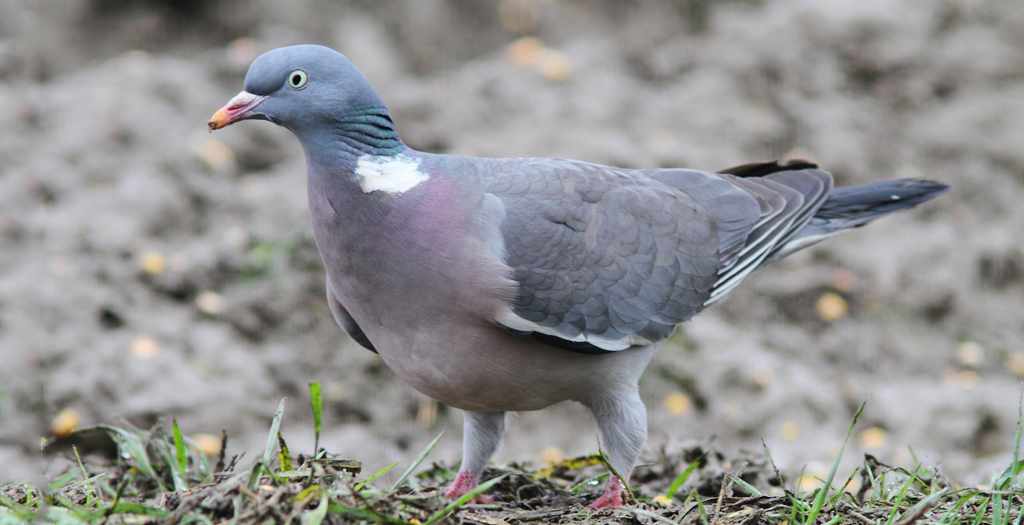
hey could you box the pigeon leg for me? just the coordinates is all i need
[445,411,506,500]
[586,390,646,509]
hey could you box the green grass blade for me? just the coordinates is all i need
[896,489,947,525]
[993,493,1006,525]
[939,492,977,524]
[423,474,506,525]
[263,398,286,468]
[804,402,864,525]
[971,497,990,525]
[300,490,328,525]
[354,462,399,492]
[277,433,293,472]
[158,444,188,492]
[664,458,700,500]
[326,502,407,525]
[695,491,710,525]
[172,418,188,475]
[598,449,634,500]
[631,508,680,525]
[388,430,444,493]
[730,474,763,497]
[247,461,265,491]
[109,427,166,492]
[70,446,97,508]
[885,467,918,525]
[309,382,323,458]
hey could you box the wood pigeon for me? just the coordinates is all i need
[209,44,947,508]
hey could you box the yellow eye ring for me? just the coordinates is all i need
[287,69,308,89]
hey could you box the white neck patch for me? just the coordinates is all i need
[354,154,429,194]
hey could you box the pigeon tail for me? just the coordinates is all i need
[770,178,949,260]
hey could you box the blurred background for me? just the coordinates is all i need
[1,0,1021,487]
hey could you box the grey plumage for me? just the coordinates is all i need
[209,45,949,508]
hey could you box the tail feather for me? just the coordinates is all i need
[770,178,948,260]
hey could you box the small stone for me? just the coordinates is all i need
[506,37,544,66]
[195,290,225,316]
[955,341,984,367]
[130,336,160,359]
[750,368,774,388]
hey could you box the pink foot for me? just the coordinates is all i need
[589,476,625,509]
[444,471,495,503]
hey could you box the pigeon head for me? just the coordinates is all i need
[208,44,395,151]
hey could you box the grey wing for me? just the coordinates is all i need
[325,279,377,354]
[480,159,832,353]
[649,163,833,304]
[482,159,721,352]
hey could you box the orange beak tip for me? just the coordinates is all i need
[207,91,267,132]
[207,109,229,131]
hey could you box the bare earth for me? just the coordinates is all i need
[1,0,1022,489]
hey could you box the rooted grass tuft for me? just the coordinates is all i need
[2,395,1023,524]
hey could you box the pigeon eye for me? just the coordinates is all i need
[287,70,308,89]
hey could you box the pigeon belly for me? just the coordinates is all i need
[307,167,655,411]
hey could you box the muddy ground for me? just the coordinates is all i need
[1,0,1022,489]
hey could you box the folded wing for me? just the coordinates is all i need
[480,158,832,352]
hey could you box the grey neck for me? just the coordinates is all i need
[297,105,405,170]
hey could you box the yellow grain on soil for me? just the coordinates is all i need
[193,433,222,456]
[797,473,823,492]
[51,408,80,437]
[1007,352,1024,377]
[781,420,800,442]
[653,495,672,506]
[538,51,571,81]
[815,291,848,321]
[138,251,166,275]
[663,392,692,415]
[505,37,572,81]
[541,446,564,465]
[860,426,888,449]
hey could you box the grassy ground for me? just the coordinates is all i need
[3,387,1023,524]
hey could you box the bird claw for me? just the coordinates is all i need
[588,476,625,509]
[444,470,494,503]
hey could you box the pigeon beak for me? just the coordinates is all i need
[208,91,268,130]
